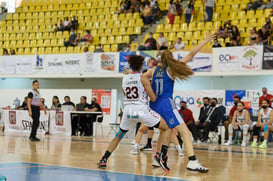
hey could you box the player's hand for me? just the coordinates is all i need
[206,33,217,41]
[122,67,132,75]
[29,111,32,117]
[84,107,89,111]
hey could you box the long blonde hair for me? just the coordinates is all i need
[160,50,193,80]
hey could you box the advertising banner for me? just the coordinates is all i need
[262,45,273,69]
[63,54,81,74]
[81,53,97,73]
[46,54,64,74]
[119,52,136,73]
[225,90,246,106]
[93,53,119,73]
[49,111,71,136]
[32,55,46,74]
[0,56,16,74]
[92,89,111,115]
[16,55,34,74]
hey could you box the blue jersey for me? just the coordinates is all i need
[152,66,174,98]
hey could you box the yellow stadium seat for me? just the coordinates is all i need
[156,24,164,32]
[265,9,271,17]
[184,32,192,40]
[32,47,38,54]
[108,36,115,44]
[101,37,108,44]
[174,16,181,24]
[135,27,142,35]
[30,40,37,48]
[130,42,138,51]
[60,47,66,54]
[123,36,130,44]
[197,22,205,31]
[67,47,74,54]
[17,48,24,55]
[239,19,248,28]
[173,24,180,32]
[127,27,134,35]
[88,45,95,52]
[168,32,176,42]
[52,47,59,54]
[193,31,201,40]
[177,32,184,39]
[116,36,123,44]
[44,39,51,47]
[230,12,238,20]
[181,23,188,32]
[246,10,254,19]
[58,39,64,46]
[111,44,118,52]
[164,24,172,32]
[188,23,196,31]
[24,48,31,55]
[213,13,220,21]
[103,45,111,52]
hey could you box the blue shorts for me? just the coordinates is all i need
[150,97,184,128]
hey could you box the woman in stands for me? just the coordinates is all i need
[168,0,176,26]
[225,101,251,147]
[251,99,273,148]
[144,33,216,173]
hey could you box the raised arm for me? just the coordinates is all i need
[179,33,217,64]
[141,75,156,102]
[143,67,155,79]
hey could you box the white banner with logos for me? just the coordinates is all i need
[16,55,35,74]
[46,54,64,74]
[81,53,97,73]
[63,54,81,74]
[173,90,225,120]
[93,53,119,73]
[172,51,212,72]
[3,110,48,135]
[49,111,71,136]
[0,56,16,74]
[216,45,263,72]
[32,55,47,74]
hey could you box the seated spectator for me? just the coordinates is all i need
[264,17,273,33]
[130,0,141,13]
[217,24,226,38]
[249,27,259,45]
[196,98,222,143]
[40,98,48,109]
[64,28,77,47]
[252,0,265,10]
[57,20,64,32]
[152,2,160,23]
[142,4,152,24]
[171,37,185,50]
[71,16,79,30]
[2,48,9,55]
[94,44,104,52]
[80,30,92,45]
[115,1,126,14]
[63,17,71,31]
[75,33,81,46]
[124,0,132,13]
[175,0,183,16]
[226,26,241,47]
[212,39,222,48]
[10,49,15,55]
[157,32,168,50]
[179,101,200,143]
[259,0,273,9]
[255,34,264,45]
[184,0,194,24]
[258,26,270,45]
[243,0,254,11]
[124,44,131,52]
[51,96,61,110]
[138,32,157,50]
[62,96,75,107]
[18,97,28,110]
[83,47,89,53]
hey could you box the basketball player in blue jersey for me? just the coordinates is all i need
[144,33,216,173]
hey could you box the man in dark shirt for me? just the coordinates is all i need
[64,28,77,47]
[18,97,28,110]
[138,32,157,50]
[212,39,222,48]
[71,16,79,30]
[152,2,160,23]
[62,96,75,107]
[179,101,200,143]
[258,27,270,45]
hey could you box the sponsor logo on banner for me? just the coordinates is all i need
[35,55,44,70]
[225,90,246,106]
[119,52,136,73]
[262,45,273,69]
[48,58,63,67]
[65,59,80,65]
[219,54,239,63]
[241,46,259,70]
[55,112,64,126]
[9,111,16,125]
[100,54,115,71]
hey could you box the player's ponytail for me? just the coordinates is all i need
[160,50,193,81]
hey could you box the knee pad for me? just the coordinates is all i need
[228,123,233,133]
[242,124,249,135]
[115,129,127,140]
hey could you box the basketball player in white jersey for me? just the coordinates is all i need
[225,101,251,147]
[251,99,273,148]
[97,55,171,172]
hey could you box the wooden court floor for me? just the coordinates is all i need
[0,133,272,181]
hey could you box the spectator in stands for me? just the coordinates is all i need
[63,17,72,31]
[199,98,222,143]
[57,20,64,32]
[168,0,177,26]
[264,17,273,33]
[115,1,126,14]
[243,0,254,11]
[226,26,241,47]
[152,2,160,23]
[179,101,200,143]
[258,26,270,45]
[10,49,15,55]
[124,44,131,52]
[224,96,241,142]
[138,32,157,50]
[2,48,9,56]
[75,33,81,46]
[171,37,185,50]
[130,0,141,13]
[62,96,75,107]
[142,3,152,24]
[150,0,157,7]
[259,0,273,9]
[157,32,168,50]
[212,39,222,48]
[217,24,226,38]
[175,0,183,16]
[64,28,77,47]
[83,47,89,53]
[71,16,79,30]
[18,97,28,110]
[51,96,61,110]
[124,0,132,13]
[40,98,48,109]
[185,0,194,24]
[252,0,265,10]
[94,44,104,52]
[81,30,92,44]
[249,27,259,45]
[203,0,215,22]
[259,87,273,107]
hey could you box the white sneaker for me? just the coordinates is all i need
[129,146,138,155]
[131,140,135,145]
[197,140,202,144]
[224,140,232,146]
[176,145,184,157]
[241,141,246,147]
[186,160,209,173]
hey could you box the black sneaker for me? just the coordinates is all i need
[159,153,170,173]
[97,159,107,169]
[140,144,152,151]
[152,153,160,167]
[29,137,40,141]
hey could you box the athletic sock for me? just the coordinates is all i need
[253,138,257,143]
[188,155,197,161]
[263,140,267,144]
[243,136,247,142]
[161,145,168,157]
[102,150,111,161]
[228,136,232,141]
[147,138,152,147]
[177,135,183,147]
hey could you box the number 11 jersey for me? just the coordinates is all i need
[122,73,148,105]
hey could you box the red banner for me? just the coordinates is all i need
[92,89,111,115]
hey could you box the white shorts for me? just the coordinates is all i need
[120,104,161,131]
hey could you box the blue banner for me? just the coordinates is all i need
[138,51,157,72]
[225,90,246,106]
[118,52,136,73]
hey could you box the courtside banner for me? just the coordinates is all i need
[3,110,48,135]
[173,51,212,72]
[0,56,16,74]
[62,54,81,74]
[32,55,46,74]
[93,52,119,73]
[46,54,64,74]
[262,45,273,69]
[217,46,262,71]
[15,55,35,74]
[119,52,136,73]
[49,111,71,136]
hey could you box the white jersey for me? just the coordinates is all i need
[122,73,148,105]
[236,110,250,123]
[260,108,272,123]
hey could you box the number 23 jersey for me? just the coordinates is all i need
[122,73,148,105]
